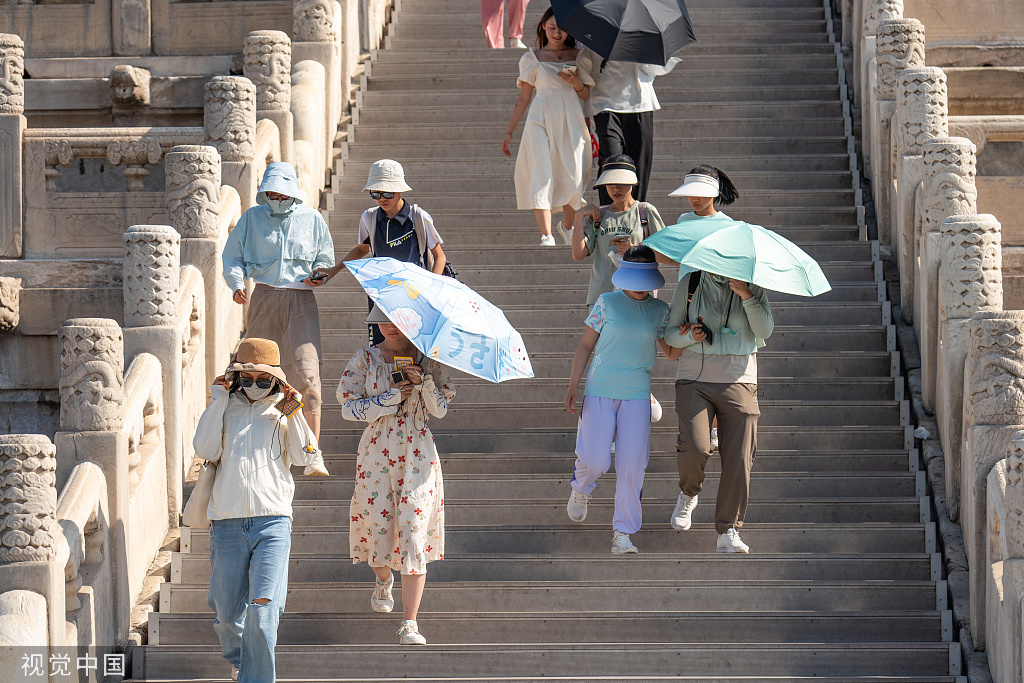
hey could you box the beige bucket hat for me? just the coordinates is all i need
[363,159,412,193]
[226,338,289,385]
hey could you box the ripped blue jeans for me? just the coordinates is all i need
[208,516,291,683]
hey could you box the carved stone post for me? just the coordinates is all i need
[0,276,20,333]
[0,434,65,648]
[855,0,902,111]
[54,318,130,644]
[916,138,978,414]
[293,0,341,179]
[165,145,240,388]
[0,34,26,258]
[873,18,924,247]
[961,311,1024,648]
[123,225,183,522]
[937,214,1002,519]
[245,30,294,165]
[204,76,257,209]
[892,67,947,323]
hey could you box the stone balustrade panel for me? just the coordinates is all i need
[152,0,291,56]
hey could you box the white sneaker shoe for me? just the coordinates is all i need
[717,528,750,554]
[370,573,394,613]
[231,665,239,681]
[566,489,590,522]
[611,531,639,554]
[710,427,719,452]
[650,394,662,423]
[397,620,427,645]
[511,37,528,48]
[540,234,556,246]
[304,453,330,477]
[555,220,573,245]
[670,492,698,530]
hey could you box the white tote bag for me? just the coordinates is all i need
[182,461,217,529]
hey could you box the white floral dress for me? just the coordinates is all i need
[337,347,455,574]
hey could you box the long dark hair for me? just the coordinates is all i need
[536,8,577,49]
[690,164,739,206]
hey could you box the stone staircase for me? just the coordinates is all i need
[135,0,965,679]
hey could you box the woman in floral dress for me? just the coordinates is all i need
[337,305,455,645]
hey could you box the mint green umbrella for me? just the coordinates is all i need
[643,218,831,297]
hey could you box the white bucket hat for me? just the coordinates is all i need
[669,173,720,198]
[363,159,412,193]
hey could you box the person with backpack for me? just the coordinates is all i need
[318,159,448,344]
[659,167,773,554]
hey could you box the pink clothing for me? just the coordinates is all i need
[481,0,530,48]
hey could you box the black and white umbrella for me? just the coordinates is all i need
[552,0,696,66]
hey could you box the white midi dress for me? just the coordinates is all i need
[514,49,595,211]
[338,348,455,575]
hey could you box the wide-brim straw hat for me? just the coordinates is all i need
[363,159,412,193]
[365,304,392,324]
[225,337,289,385]
[611,260,666,292]
[669,173,720,197]
[594,160,639,187]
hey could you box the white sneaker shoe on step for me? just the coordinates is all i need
[511,38,527,48]
[670,492,698,530]
[397,620,427,645]
[567,489,590,522]
[230,665,239,681]
[717,528,750,554]
[650,394,662,423]
[370,573,394,613]
[540,234,556,246]
[710,427,719,452]
[555,220,573,245]
[611,531,639,554]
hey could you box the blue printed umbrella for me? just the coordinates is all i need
[344,257,535,383]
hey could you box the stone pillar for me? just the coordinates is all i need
[0,435,64,648]
[293,0,341,178]
[165,145,238,387]
[111,0,152,56]
[0,34,25,258]
[986,434,1024,683]
[123,225,183,522]
[54,318,130,645]
[916,138,978,414]
[856,0,902,110]
[962,311,1024,648]
[892,67,948,323]
[937,214,1002,520]
[873,18,925,248]
[204,76,257,209]
[245,31,295,166]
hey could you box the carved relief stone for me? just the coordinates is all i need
[965,312,1024,427]
[939,214,1002,322]
[244,31,292,112]
[876,19,925,101]
[863,0,903,37]
[921,137,977,235]
[107,139,163,192]
[897,67,948,155]
[1006,433,1024,555]
[43,139,74,192]
[294,0,336,42]
[204,76,256,163]
[59,318,125,432]
[165,145,222,239]
[0,276,19,332]
[123,225,181,328]
[0,434,57,564]
[0,34,24,115]
[109,66,152,110]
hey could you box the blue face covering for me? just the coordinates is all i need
[266,198,295,214]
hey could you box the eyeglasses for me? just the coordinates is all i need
[369,191,395,200]
[238,377,274,390]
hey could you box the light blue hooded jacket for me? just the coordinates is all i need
[222,162,335,291]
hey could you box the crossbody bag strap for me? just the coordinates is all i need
[366,207,380,257]
[410,204,431,270]
[638,202,649,238]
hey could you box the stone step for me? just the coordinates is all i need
[384,35,832,51]
[135,643,957,678]
[392,8,826,24]
[172,552,940,585]
[148,611,947,647]
[134,677,962,683]
[402,0,826,8]
[373,43,839,60]
[318,425,912,454]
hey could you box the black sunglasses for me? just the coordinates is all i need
[369,191,396,200]
[238,377,274,390]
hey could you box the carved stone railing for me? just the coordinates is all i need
[0,33,25,258]
[177,264,206,486]
[245,29,294,165]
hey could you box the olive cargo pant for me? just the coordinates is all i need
[675,381,759,534]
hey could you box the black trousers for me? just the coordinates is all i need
[595,110,655,204]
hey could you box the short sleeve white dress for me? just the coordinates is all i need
[514,49,595,212]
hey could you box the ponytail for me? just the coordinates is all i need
[689,164,739,206]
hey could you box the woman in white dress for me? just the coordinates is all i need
[502,7,594,246]
[337,305,455,645]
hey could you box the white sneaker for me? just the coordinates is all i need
[304,453,330,477]
[370,573,394,613]
[511,37,528,48]
[710,427,719,452]
[611,531,638,554]
[566,489,590,522]
[555,220,573,245]
[650,394,662,423]
[670,492,698,530]
[610,440,615,454]
[717,528,750,554]
[397,620,427,645]
[540,234,556,246]
[231,665,239,681]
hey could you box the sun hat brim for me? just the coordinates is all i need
[669,174,720,198]
[594,167,639,187]
[365,304,392,324]
[611,260,666,292]
[363,179,412,193]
